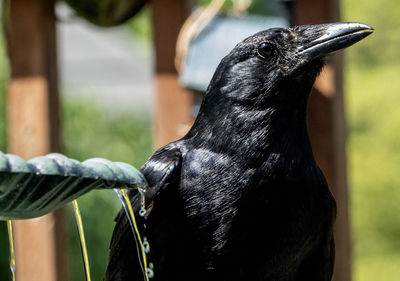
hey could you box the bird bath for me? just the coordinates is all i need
[0,151,150,280]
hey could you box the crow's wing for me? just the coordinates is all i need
[105,144,182,281]
[139,144,183,212]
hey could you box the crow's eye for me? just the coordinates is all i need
[257,42,274,58]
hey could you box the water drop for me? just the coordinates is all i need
[139,208,146,217]
[139,192,146,217]
[143,237,150,254]
[138,186,146,194]
[146,263,154,279]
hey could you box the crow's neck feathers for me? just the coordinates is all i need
[186,79,316,170]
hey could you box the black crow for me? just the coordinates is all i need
[105,22,373,281]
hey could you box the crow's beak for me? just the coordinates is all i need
[298,22,373,61]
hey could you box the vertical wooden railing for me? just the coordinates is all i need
[151,0,194,149]
[295,1,351,280]
[5,0,67,280]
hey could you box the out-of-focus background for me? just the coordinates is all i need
[0,0,399,280]
[343,1,400,280]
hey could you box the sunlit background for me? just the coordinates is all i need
[0,0,399,280]
[343,1,400,280]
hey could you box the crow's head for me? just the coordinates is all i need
[206,22,373,109]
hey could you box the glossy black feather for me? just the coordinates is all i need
[105,22,372,281]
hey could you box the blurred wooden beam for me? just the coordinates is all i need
[295,1,351,281]
[5,0,67,280]
[151,0,194,148]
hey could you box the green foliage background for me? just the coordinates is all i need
[342,0,400,280]
[0,0,399,280]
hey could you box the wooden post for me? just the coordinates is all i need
[5,0,67,280]
[151,0,194,149]
[295,1,351,281]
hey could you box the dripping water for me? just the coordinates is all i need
[143,236,150,254]
[139,188,146,217]
[114,188,151,281]
[7,220,16,281]
[72,200,91,281]
[146,262,154,279]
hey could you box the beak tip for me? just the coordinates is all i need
[345,22,374,34]
[354,22,374,30]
